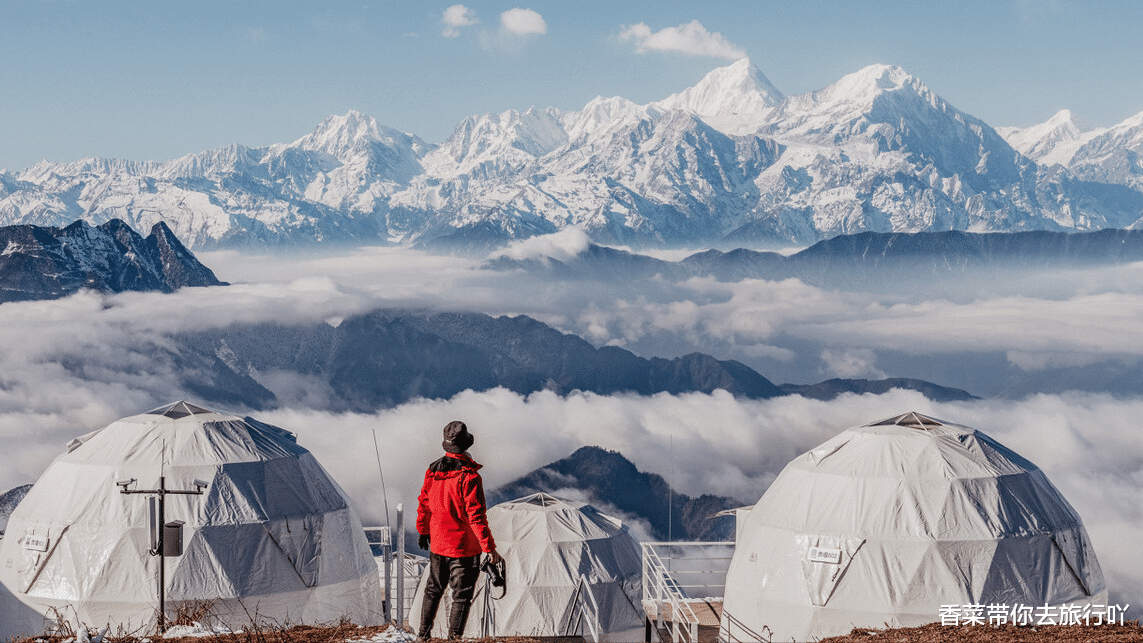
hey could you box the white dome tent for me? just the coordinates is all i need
[411,493,645,641]
[720,412,1106,643]
[0,401,381,635]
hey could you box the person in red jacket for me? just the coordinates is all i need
[415,420,502,640]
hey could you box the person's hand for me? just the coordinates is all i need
[487,549,503,565]
[418,533,430,551]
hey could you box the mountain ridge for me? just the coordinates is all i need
[488,445,739,541]
[157,307,977,413]
[3,60,1143,250]
[487,227,1143,293]
[0,218,226,303]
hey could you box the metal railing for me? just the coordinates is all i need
[567,573,603,643]
[641,541,735,643]
[365,511,425,627]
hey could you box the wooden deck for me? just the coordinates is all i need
[642,599,723,643]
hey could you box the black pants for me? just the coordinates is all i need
[418,552,482,639]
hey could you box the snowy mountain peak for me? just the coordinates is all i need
[291,110,382,156]
[1122,109,1143,130]
[19,157,159,184]
[1048,108,1080,128]
[822,64,926,105]
[999,109,1107,166]
[654,57,784,117]
[434,106,568,167]
[770,63,943,143]
[564,95,648,142]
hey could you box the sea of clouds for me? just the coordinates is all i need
[0,234,1139,605]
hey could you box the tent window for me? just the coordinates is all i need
[522,492,561,507]
[147,401,215,419]
[866,411,945,430]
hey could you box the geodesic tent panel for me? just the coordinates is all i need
[0,402,381,634]
[720,412,1106,643]
[410,493,645,641]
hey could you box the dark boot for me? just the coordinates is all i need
[447,600,472,639]
[418,603,439,640]
[418,582,444,639]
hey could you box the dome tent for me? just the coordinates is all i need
[720,412,1106,643]
[0,401,381,634]
[411,493,645,641]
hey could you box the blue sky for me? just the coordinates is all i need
[2,0,1142,172]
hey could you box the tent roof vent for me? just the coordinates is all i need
[521,492,562,507]
[147,400,216,419]
[867,411,945,430]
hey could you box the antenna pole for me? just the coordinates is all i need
[668,435,673,543]
[372,429,394,623]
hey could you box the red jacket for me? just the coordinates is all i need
[416,452,497,557]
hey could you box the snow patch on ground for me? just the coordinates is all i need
[341,628,417,643]
[159,622,233,638]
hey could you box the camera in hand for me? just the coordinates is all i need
[482,555,506,598]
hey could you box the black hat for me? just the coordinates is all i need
[442,420,474,454]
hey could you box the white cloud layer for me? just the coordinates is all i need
[441,4,478,38]
[1,245,1141,606]
[253,388,1143,607]
[5,387,1137,604]
[619,20,746,60]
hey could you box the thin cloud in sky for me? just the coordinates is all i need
[500,8,547,36]
[820,348,886,380]
[441,4,479,38]
[619,19,745,60]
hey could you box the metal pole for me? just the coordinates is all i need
[381,528,392,623]
[119,475,205,637]
[157,476,166,634]
[642,544,652,643]
[396,503,405,630]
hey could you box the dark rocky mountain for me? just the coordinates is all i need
[0,219,225,303]
[0,484,31,535]
[489,446,739,542]
[171,309,787,412]
[763,228,1143,289]
[158,307,984,412]
[488,228,1143,292]
[779,378,978,402]
[168,309,971,412]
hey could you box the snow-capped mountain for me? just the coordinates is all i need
[0,112,431,247]
[999,108,1143,193]
[1066,110,1143,192]
[3,59,1143,250]
[997,110,1107,167]
[0,219,225,303]
[652,56,784,128]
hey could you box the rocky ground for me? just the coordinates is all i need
[818,621,1143,642]
[10,622,1143,643]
